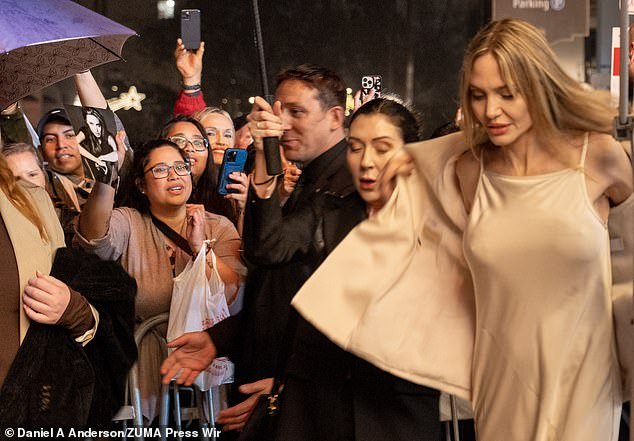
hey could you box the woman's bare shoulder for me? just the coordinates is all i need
[586,132,632,204]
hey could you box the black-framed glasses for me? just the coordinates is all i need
[168,135,209,152]
[143,161,191,179]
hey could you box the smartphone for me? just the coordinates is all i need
[218,148,248,195]
[361,75,382,101]
[181,9,201,51]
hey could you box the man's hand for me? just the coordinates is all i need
[174,38,204,87]
[23,271,71,324]
[279,162,302,202]
[217,378,274,431]
[161,331,217,385]
[246,97,284,151]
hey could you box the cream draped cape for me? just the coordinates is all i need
[292,132,633,402]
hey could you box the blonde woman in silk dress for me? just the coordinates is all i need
[455,19,633,440]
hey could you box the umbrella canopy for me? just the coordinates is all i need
[0,0,136,110]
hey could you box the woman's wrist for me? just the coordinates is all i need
[180,72,202,95]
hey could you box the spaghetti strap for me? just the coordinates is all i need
[478,148,485,178]
[578,132,589,168]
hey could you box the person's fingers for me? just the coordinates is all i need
[174,39,183,57]
[23,303,50,323]
[365,88,376,103]
[224,194,247,207]
[250,96,272,114]
[35,271,67,289]
[217,412,249,426]
[185,204,206,220]
[225,183,246,192]
[248,110,283,126]
[166,333,191,349]
[272,100,283,117]
[218,396,256,420]
[23,287,55,309]
[185,203,205,211]
[196,41,205,57]
[28,274,59,294]
[238,378,272,394]
[249,127,284,140]
[173,367,193,385]
[161,365,181,384]
[183,368,201,386]
[23,290,51,314]
[160,354,177,376]
[353,90,362,110]
[229,172,249,184]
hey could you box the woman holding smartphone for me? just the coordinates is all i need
[159,115,245,231]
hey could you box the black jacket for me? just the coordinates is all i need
[208,140,365,384]
[0,248,137,429]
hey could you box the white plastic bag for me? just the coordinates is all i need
[166,240,234,390]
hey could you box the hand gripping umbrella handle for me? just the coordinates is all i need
[263,95,282,176]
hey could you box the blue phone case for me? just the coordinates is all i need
[218,148,248,195]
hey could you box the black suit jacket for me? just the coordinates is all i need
[208,140,366,385]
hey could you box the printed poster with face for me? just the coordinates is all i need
[64,104,118,185]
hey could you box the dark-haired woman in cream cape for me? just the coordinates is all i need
[292,131,476,400]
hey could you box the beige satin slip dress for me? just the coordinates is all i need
[463,134,622,441]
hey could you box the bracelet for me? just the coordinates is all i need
[181,82,201,91]
[253,176,276,186]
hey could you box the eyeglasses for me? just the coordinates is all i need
[143,161,191,179]
[169,135,208,152]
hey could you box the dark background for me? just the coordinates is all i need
[40,0,490,144]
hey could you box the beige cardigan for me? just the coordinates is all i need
[0,181,65,342]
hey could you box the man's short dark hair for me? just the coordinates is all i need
[276,64,346,110]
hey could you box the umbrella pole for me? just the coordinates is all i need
[250,0,282,175]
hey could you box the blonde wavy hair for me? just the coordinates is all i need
[0,154,47,240]
[460,18,616,149]
[193,107,234,130]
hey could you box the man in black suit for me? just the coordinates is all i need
[161,64,365,434]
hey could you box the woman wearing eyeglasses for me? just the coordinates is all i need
[159,115,245,232]
[76,139,245,422]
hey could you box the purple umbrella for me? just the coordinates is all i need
[0,0,136,110]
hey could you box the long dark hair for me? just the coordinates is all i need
[117,139,188,214]
[159,115,239,226]
[350,97,421,143]
[83,107,110,155]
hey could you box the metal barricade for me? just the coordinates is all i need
[113,314,220,441]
